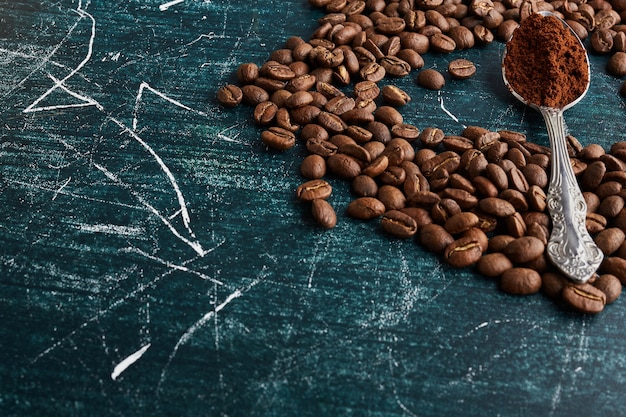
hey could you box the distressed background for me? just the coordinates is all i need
[1,1,626,416]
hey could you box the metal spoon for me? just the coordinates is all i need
[501,12,603,284]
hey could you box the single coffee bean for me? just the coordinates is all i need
[417,68,446,90]
[505,212,527,238]
[420,223,454,254]
[381,85,411,106]
[253,101,278,125]
[360,61,386,82]
[381,210,419,238]
[504,236,545,263]
[500,268,542,295]
[463,227,489,253]
[354,80,380,100]
[391,124,420,142]
[352,174,379,197]
[306,137,338,157]
[261,126,296,151]
[476,252,513,278]
[607,52,626,77]
[241,84,270,106]
[236,63,260,84]
[216,84,243,108]
[444,211,479,235]
[346,197,386,219]
[377,184,407,211]
[489,234,516,252]
[593,274,622,304]
[478,197,516,217]
[586,212,608,234]
[296,179,333,202]
[541,272,570,298]
[562,283,606,314]
[599,257,626,284]
[380,55,411,77]
[448,58,476,79]
[430,33,457,53]
[300,154,327,179]
[326,153,362,179]
[598,195,625,218]
[444,235,484,268]
[375,106,404,126]
[312,199,337,229]
[499,188,529,212]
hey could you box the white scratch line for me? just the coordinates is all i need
[437,91,466,128]
[125,245,226,285]
[132,82,207,131]
[158,279,262,392]
[24,0,98,113]
[111,343,151,381]
[93,162,207,256]
[185,32,225,47]
[78,223,145,237]
[159,0,184,11]
[52,177,72,201]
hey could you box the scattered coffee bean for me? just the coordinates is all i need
[417,68,446,90]
[312,199,337,229]
[448,59,476,80]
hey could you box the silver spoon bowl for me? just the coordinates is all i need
[502,11,603,284]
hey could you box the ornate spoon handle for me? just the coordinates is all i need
[540,107,603,283]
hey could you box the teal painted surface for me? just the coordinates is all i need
[1,1,626,416]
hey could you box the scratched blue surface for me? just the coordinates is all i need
[2,1,626,416]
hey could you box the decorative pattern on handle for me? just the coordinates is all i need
[541,107,603,283]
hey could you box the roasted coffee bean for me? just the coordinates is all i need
[380,55,411,77]
[375,106,403,126]
[478,197,516,217]
[381,210,418,238]
[593,274,622,304]
[216,84,243,108]
[306,137,338,157]
[391,124,420,142]
[301,154,327,179]
[354,80,380,100]
[261,126,296,150]
[526,223,549,246]
[420,223,454,254]
[417,68,446,90]
[377,184,407,211]
[541,272,569,299]
[442,135,474,153]
[379,166,407,186]
[473,176,499,198]
[352,174,379,197]
[312,199,337,229]
[420,151,460,177]
[346,197,386,219]
[448,58,476,79]
[325,95,355,115]
[521,163,548,188]
[360,61,386,81]
[500,268,542,295]
[236,63,260,84]
[430,33,457,53]
[476,253,513,278]
[241,84,270,106]
[253,101,278,125]
[562,283,606,314]
[296,179,333,202]
[381,85,411,106]
[526,185,547,212]
[442,188,478,210]
[598,195,625,218]
[504,236,545,263]
[505,212,527,238]
[608,52,626,77]
[448,26,475,50]
[499,189,529,212]
[327,153,362,179]
[586,212,608,234]
[582,161,606,190]
[599,257,626,284]
[431,198,462,223]
[444,211,479,235]
[444,235,484,268]
[419,127,445,148]
[489,234,516,253]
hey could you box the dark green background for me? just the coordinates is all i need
[2,1,626,416]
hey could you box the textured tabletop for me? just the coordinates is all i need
[2,1,626,416]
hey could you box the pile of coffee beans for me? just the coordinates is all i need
[216,0,626,314]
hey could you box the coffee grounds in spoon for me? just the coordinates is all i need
[503,13,589,109]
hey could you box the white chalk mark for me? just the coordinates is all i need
[132,82,207,132]
[437,91,466,128]
[24,0,99,113]
[52,177,72,201]
[185,32,225,47]
[111,343,151,381]
[159,0,184,11]
[78,223,145,237]
[92,162,208,256]
[124,245,226,285]
[158,279,262,392]
[216,124,244,144]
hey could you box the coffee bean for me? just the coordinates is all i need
[241,84,270,106]
[607,52,626,77]
[599,257,626,284]
[216,84,243,108]
[253,101,278,125]
[381,85,411,106]
[375,106,403,126]
[444,235,484,268]
[478,197,516,217]
[312,199,337,229]
[420,223,454,254]
[352,174,379,197]
[261,126,296,150]
[504,236,545,263]
[381,210,419,238]
[378,184,407,211]
[441,211,477,234]
[301,154,327,179]
[347,197,386,219]
[593,274,622,304]
[417,68,446,90]
[562,283,606,314]
[327,153,362,179]
[500,268,542,295]
[296,179,333,202]
[476,253,513,277]
[541,272,569,298]
[354,80,380,100]
[430,33,457,53]
[448,58,476,79]
[237,63,260,84]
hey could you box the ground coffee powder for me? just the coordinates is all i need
[503,13,589,109]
